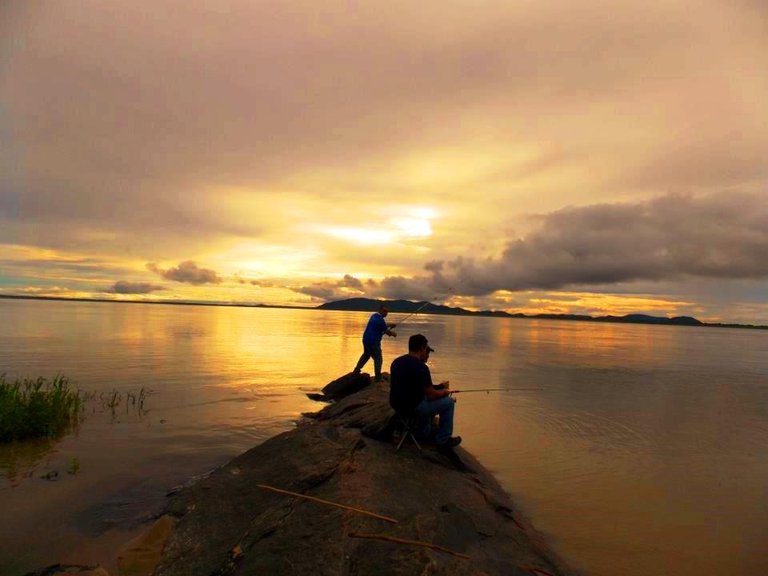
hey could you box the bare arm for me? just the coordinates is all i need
[425,380,450,400]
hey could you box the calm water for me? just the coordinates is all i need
[1,299,767,575]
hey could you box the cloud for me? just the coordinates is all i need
[375,276,435,301]
[2,1,766,323]
[339,274,364,290]
[3,1,765,244]
[371,192,768,297]
[147,261,222,285]
[108,281,165,294]
[293,285,338,301]
[1,285,95,299]
[291,274,367,301]
[13,286,73,295]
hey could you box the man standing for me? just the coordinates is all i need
[389,334,461,449]
[353,304,397,382]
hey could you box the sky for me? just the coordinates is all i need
[1,1,767,323]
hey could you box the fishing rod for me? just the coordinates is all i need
[394,300,432,326]
[393,284,461,327]
[449,388,541,394]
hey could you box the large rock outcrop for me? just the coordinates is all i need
[151,377,578,576]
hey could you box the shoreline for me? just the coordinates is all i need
[60,374,579,576]
[27,373,578,575]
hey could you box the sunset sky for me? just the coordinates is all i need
[2,1,766,322]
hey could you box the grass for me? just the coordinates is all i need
[0,374,84,443]
[96,387,151,418]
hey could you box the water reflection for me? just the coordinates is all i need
[0,437,57,485]
[1,300,768,576]
[397,319,768,571]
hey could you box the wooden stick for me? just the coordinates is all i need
[256,484,398,524]
[348,531,470,560]
[521,567,557,576]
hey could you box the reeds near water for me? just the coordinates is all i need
[0,374,83,442]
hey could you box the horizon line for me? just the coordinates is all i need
[2,293,767,331]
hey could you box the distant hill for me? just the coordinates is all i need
[3,294,765,330]
[317,298,767,330]
[317,297,511,318]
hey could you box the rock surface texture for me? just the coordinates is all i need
[152,375,579,576]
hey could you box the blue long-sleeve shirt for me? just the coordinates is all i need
[362,312,388,347]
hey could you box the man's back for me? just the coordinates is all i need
[389,353,431,414]
[362,312,387,346]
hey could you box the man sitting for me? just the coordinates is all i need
[389,334,461,450]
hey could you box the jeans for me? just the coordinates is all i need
[354,344,383,380]
[414,395,455,444]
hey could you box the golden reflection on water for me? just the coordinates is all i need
[424,317,768,576]
[493,315,514,348]
[519,319,674,369]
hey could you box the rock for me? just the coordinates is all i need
[152,378,578,576]
[320,372,372,399]
[23,565,110,576]
[117,515,177,576]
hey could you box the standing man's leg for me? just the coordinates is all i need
[353,346,371,374]
[372,345,383,381]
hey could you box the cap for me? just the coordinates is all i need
[408,333,435,353]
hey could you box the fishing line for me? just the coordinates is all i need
[449,388,541,395]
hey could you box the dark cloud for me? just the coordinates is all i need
[339,274,364,290]
[294,285,338,301]
[291,274,367,301]
[232,275,274,287]
[373,192,768,297]
[147,261,222,285]
[108,281,165,294]
[375,276,433,301]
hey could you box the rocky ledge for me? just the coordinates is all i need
[30,374,579,576]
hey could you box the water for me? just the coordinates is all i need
[1,299,767,575]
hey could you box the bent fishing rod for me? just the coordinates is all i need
[394,285,460,327]
[393,300,432,326]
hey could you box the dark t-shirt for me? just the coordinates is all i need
[389,353,433,413]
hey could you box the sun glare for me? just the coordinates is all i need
[391,217,432,238]
[324,227,394,245]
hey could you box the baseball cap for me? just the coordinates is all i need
[409,333,435,353]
